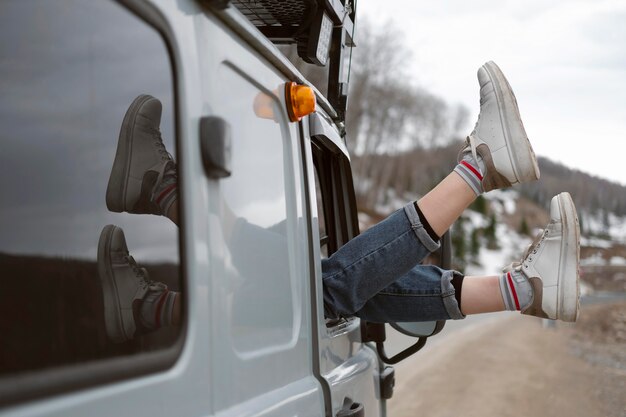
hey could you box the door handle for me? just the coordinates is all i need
[337,399,364,417]
[199,116,231,179]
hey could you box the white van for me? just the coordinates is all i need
[0,1,447,415]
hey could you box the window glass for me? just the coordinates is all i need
[0,0,180,376]
[313,164,329,259]
[215,65,297,353]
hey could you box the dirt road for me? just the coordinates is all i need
[388,302,626,417]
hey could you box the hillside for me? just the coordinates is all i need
[354,145,626,293]
[0,254,180,375]
[354,143,626,221]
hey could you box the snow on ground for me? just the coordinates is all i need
[580,281,593,296]
[581,253,606,266]
[581,236,613,249]
[608,212,626,243]
[582,210,626,245]
[354,177,373,196]
[584,211,604,234]
[464,191,531,276]
[464,221,531,276]
[464,209,489,229]
[358,212,373,231]
[373,190,416,217]
[610,256,626,266]
[483,189,519,215]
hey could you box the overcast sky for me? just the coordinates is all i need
[358,0,626,185]
[0,1,178,260]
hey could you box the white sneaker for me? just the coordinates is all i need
[462,61,540,191]
[518,192,580,322]
[98,224,165,342]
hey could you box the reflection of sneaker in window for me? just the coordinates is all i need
[106,94,177,216]
[506,192,580,322]
[458,61,540,192]
[98,224,172,343]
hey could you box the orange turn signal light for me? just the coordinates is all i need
[285,82,316,122]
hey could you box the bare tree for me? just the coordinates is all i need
[346,19,468,209]
[280,19,469,212]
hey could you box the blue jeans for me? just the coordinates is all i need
[231,203,465,323]
[322,203,465,322]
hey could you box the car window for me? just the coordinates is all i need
[0,0,181,380]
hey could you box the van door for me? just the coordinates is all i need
[196,10,325,417]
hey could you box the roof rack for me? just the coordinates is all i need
[206,0,356,125]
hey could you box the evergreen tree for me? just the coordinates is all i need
[469,228,480,265]
[578,213,584,235]
[484,213,499,250]
[451,217,466,269]
[519,217,530,236]
[602,209,610,233]
[470,195,487,214]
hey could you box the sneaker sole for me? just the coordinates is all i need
[482,61,540,184]
[106,94,153,213]
[555,192,580,322]
[98,224,128,343]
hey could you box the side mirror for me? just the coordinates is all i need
[362,231,451,364]
[390,321,444,338]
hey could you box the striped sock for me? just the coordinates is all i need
[499,269,533,311]
[140,286,178,329]
[454,152,485,196]
[152,161,178,216]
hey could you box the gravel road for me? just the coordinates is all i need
[386,301,626,417]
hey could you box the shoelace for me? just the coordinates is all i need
[503,228,549,273]
[148,127,178,190]
[458,136,484,177]
[149,127,174,162]
[124,254,157,291]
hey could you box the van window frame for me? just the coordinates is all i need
[0,0,186,407]
[311,138,359,257]
[310,134,361,329]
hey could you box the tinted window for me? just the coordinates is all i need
[0,0,181,376]
[216,65,297,353]
[314,164,329,258]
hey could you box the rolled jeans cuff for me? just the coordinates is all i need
[403,203,440,253]
[442,270,466,320]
